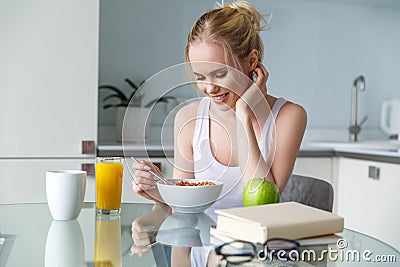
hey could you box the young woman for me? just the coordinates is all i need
[131,2,307,265]
[132,0,307,214]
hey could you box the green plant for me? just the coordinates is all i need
[99,78,177,109]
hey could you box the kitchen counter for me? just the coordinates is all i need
[98,141,400,164]
[97,142,174,158]
[299,144,400,164]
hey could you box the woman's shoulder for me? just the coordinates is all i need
[174,100,203,144]
[176,99,201,119]
[282,99,306,114]
[266,95,306,116]
[174,99,202,129]
[277,98,307,124]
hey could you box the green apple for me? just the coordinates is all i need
[242,178,280,207]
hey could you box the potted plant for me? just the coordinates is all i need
[99,78,177,143]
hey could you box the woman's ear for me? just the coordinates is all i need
[248,49,259,71]
[244,49,259,77]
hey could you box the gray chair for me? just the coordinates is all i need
[280,174,334,212]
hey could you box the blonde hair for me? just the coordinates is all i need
[185,1,268,71]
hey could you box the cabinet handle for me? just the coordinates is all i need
[368,166,380,180]
[82,140,95,154]
[81,163,95,176]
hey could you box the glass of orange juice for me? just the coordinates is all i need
[94,214,122,267]
[95,157,124,215]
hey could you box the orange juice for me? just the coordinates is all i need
[94,215,122,267]
[95,158,123,214]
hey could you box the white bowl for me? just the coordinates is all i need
[157,179,223,213]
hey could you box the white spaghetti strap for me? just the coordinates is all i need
[193,98,211,151]
[259,97,287,159]
[271,97,287,118]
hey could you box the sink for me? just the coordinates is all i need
[308,140,400,152]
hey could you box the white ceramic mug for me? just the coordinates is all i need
[46,170,86,220]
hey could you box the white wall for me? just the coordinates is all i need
[262,0,400,141]
[98,0,400,142]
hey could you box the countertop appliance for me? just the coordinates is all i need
[381,98,400,139]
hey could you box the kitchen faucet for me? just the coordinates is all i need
[349,75,367,142]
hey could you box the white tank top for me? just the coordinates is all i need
[192,97,287,220]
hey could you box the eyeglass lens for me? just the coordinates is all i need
[219,241,255,263]
[267,239,298,250]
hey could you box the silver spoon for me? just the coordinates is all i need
[129,241,159,256]
[130,157,172,185]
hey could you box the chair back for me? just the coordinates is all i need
[280,174,334,212]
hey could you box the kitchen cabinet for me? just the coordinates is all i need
[335,157,400,250]
[0,0,98,158]
[0,0,99,196]
[293,157,334,184]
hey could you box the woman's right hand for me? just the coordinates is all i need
[132,160,163,202]
[236,62,269,115]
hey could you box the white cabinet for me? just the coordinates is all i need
[336,157,400,250]
[293,157,334,184]
[0,0,99,157]
[0,0,99,203]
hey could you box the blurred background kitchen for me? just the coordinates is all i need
[98,0,400,143]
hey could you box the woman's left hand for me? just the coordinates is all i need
[236,62,269,114]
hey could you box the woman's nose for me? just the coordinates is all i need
[205,82,218,94]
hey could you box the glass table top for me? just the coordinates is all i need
[0,202,398,267]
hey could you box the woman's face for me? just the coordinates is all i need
[188,42,251,110]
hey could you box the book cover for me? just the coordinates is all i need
[215,202,344,244]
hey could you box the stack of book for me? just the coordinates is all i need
[210,201,344,246]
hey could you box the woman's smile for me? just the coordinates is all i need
[210,92,229,103]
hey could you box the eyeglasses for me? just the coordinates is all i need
[215,241,256,265]
[215,238,300,265]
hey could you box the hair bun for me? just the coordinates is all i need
[227,1,267,32]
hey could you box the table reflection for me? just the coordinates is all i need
[130,204,219,266]
[94,215,122,267]
[157,212,215,247]
[45,220,85,267]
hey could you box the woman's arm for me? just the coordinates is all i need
[235,63,271,186]
[236,103,271,185]
[236,63,307,192]
[270,103,307,192]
